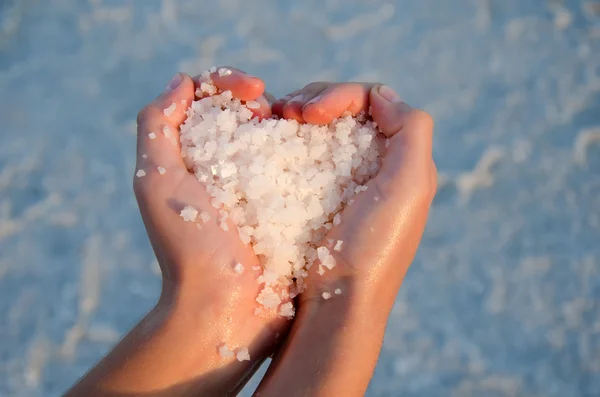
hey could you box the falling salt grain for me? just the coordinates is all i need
[322,292,332,300]
[234,262,245,274]
[334,240,343,251]
[236,347,250,362]
[180,206,198,222]
[148,132,156,139]
[136,169,146,178]
[218,68,233,77]
[163,103,176,117]
[334,288,342,295]
[157,166,166,175]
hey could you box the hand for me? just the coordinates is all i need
[66,68,289,397]
[258,82,437,397]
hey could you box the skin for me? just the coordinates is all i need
[64,69,436,397]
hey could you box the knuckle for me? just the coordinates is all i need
[136,105,155,126]
[407,109,434,131]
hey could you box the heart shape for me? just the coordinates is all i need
[179,77,383,313]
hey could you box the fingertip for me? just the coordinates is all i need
[369,85,413,137]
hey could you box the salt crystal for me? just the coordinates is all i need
[141,154,148,159]
[333,240,343,251]
[136,169,146,178]
[148,132,156,139]
[218,68,233,77]
[200,212,211,223]
[157,166,166,175]
[162,125,177,145]
[218,344,234,358]
[252,266,261,271]
[220,222,229,232]
[209,66,217,73]
[234,262,244,274]
[180,205,198,222]
[180,99,187,105]
[163,103,176,117]
[236,347,250,362]
[374,196,379,201]
[317,265,325,276]
[322,292,331,300]
[385,139,391,148]
[333,213,342,226]
[278,302,295,318]
[245,101,260,109]
[334,288,342,295]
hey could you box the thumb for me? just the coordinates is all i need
[369,85,435,201]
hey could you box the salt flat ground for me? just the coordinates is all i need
[0,0,599,396]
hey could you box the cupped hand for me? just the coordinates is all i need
[274,82,437,310]
[133,68,289,395]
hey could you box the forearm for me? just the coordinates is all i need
[255,287,390,397]
[64,290,264,397]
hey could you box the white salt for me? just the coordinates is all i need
[148,132,156,139]
[180,99,187,105]
[333,240,343,251]
[317,265,325,276]
[218,344,234,359]
[200,212,211,223]
[374,196,379,201]
[252,266,261,271]
[236,347,250,362]
[333,213,342,226]
[157,166,166,175]
[234,262,244,274]
[334,288,342,295]
[141,153,148,159]
[322,292,332,300]
[245,101,260,109]
[162,125,177,145]
[385,139,391,148]
[279,302,295,319]
[220,222,229,232]
[163,103,176,117]
[180,205,198,222]
[218,68,233,77]
[136,169,146,178]
[179,69,382,313]
[209,66,217,73]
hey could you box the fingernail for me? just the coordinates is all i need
[304,95,322,107]
[165,73,183,92]
[378,85,401,103]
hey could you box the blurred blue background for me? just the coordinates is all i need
[1,0,599,396]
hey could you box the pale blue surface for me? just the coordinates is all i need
[1,0,599,396]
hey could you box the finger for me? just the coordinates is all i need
[272,89,301,118]
[302,82,377,125]
[251,94,273,120]
[369,85,434,199]
[263,92,276,107]
[193,67,265,101]
[135,73,195,172]
[281,82,330,123]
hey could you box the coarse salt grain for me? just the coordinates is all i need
[218,344,234,359]
[334,288,342,295]
[164,103,176,117]
[200,212,211,223]
[333,213,342,226]
[333,240,343,251]
[278,302,295,318]
[136,169,146,178]
[236,347,250,362]
[234,262,244,274]
[142,154,148,159]
[374,196,379,201]
[322,292,332,300]
[245,100,260,109]
[180,206,198,222]
[163,125,177,145]
[218,68,233,77]
[148,132,156,139]
[385,139,391,148]
[157,166,166,175]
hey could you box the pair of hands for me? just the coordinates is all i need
[66,67,436,397]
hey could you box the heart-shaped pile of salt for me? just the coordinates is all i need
[179,76,382,317]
